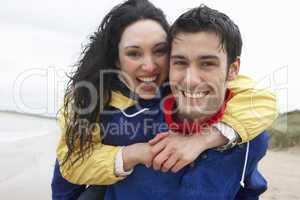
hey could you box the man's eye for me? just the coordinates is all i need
[201,62,215,67]
[173,61,187,66]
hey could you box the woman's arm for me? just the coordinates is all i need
[223,75,278,143]
[56,108,141,185]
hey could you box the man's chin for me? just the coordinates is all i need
[178,108,211,121]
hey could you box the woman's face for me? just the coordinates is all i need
[117,19,169,99]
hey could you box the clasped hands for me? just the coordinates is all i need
[123,127,227,173]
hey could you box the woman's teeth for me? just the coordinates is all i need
[137,76,157,83]
[183,91,208,98]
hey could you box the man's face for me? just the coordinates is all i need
[169,31,234,121]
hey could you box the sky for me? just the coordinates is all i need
[0,0,299,116]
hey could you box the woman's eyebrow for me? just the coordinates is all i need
[124,45,140,49]
[153,42,168,48]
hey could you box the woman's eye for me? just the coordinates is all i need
[127,51,141,58]
[155,47,168,56]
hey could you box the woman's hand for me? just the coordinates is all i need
[148,126,228,173]
[122,143,154,171]
[148,132,206,172]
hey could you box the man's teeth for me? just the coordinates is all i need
[138,76,157,82]
[183,91,208,98]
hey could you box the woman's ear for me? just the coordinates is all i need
[227,57,240,81]
[115,60,120,69]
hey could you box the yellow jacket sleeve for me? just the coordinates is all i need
[56,108,125,185]
[222,75,278,143]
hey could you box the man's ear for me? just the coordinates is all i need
[227,57,240,81]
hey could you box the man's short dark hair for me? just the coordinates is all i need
[169,4,242,66]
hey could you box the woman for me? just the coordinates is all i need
[51,0,277,199]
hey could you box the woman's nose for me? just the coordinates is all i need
[141,56,157,73]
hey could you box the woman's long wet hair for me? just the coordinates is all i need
[62,0,169,165]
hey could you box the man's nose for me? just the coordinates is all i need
[184,65,203,88]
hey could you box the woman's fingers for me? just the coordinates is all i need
[149,138,168,159]
[171,160,188,173]
[148,132,170,145]
[161,153,179,172]
[152,145,172,170]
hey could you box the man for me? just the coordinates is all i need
[147,4,270,200]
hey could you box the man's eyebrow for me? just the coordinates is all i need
[170,55,186,60]
[198,55,219,60]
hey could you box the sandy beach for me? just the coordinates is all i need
[0,112,299,200]
[260,147,300,200]
[0,112,58,199]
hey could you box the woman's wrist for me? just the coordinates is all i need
[122,144,140,171]
[115,147,134,176]
[195,126,228,150]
